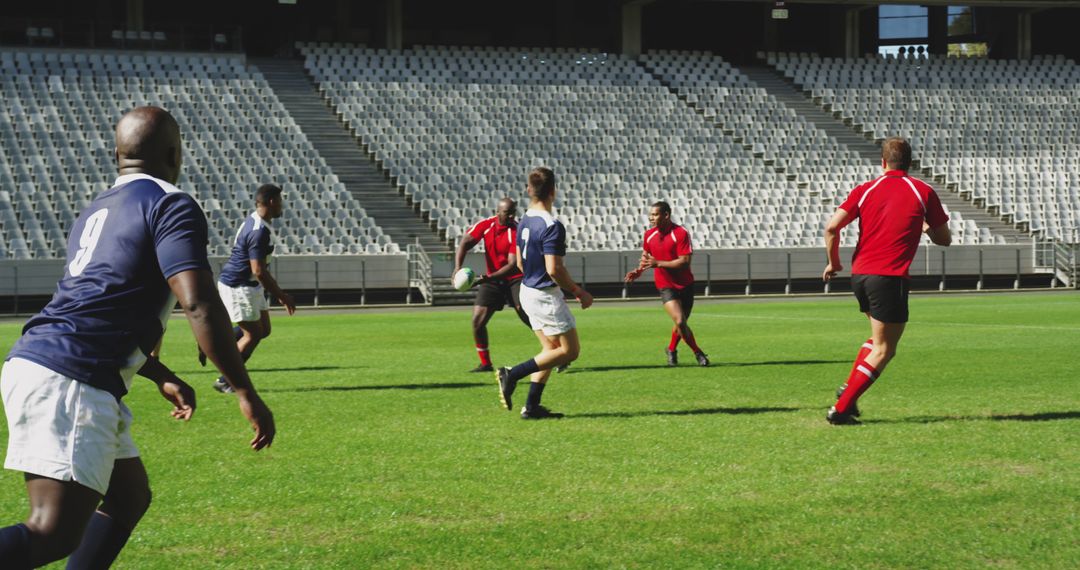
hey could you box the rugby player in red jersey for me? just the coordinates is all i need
[823,137,952,425]
[453,198,531,372]
[625,201,709,367]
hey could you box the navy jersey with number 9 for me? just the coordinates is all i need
[7,174,211,400]
[516,208,567,289]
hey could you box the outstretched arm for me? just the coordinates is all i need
[453,233,479,274]
[168,268,275,451]
[545,254,593,309]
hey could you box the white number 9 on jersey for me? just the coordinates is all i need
[519,227,530,260]
[69,209,109,277]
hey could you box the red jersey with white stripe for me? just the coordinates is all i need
[467,216,522,280]
[840,170,949,278]
[643,224,694,290]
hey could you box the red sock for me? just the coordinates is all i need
[847,339,873,377]
[682,330,703,354]
[477,344,491,366]
[668,330,680,351]
[836,361,878,414]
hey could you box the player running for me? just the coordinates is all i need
[823,137,951,425]
[0,107,274,569]
[496,167,593,419]
[624,201,709,367]
[453,197,532,373]
[209,184,296,393]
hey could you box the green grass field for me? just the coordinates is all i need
[1,291,1078,569]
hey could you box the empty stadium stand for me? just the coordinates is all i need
[767,52,1078,243]
[0,48,397,260]
[300,43,842,251]
[252,57,447,252]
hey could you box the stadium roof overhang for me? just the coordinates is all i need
[696,0,1080,7]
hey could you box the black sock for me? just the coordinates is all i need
[526,381,546,412]
[65,512,132,570]
[0,523,32,570]
[508,358,540,382]
[233,326,243,341]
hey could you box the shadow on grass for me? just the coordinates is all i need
[262,381,486,394]
[246,365,362,373]
[567,406,802,420]
[573,360,847,373]
[865,411,1080,424]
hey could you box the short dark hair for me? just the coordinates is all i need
[651,201,671,216]
[527,167,555,201]
[255,183,282,205]
[881,137,912,171]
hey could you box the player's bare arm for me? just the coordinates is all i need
[645,252,692,271]
[823,208,852,282]
[250,258,295,315]
[137,356,196,421]
[480,253,519,284]
[925,221,952,247]
[453,233,480,276]
[545,254,593,309]
[516,244,524,273]
[168,268,276,450]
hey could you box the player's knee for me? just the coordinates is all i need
[562,343,580,362]
[25,516,82,560]
[872,344,897,362]
[261,326,272,340]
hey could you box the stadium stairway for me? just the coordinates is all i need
[250,58,449,253]
[736,65,1031,244]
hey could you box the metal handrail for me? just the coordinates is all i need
[406,239,434,304]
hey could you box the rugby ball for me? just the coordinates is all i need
[452,267,477,291]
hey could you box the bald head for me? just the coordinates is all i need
[115,106,182,184]
[496,197,517,226]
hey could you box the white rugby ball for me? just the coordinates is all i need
[452,267,477,291]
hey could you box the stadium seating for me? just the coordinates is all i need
[768,52,1080,242]
[300,43,848,250]
[0,48,397,259]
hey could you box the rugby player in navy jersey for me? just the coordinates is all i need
[496,167,593,420]
[209,184,296,393]
[0,107,275,569]
[453,197,531,373]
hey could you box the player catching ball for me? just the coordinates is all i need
[625,201,709,367]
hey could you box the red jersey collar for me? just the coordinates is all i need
[883,169,908,177]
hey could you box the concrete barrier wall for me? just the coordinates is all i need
[0,245,1036,296]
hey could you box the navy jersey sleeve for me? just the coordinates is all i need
[541,221,567,257]
[248,227,272,261]
[149,192,211,279]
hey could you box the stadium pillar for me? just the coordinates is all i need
[1017,11,1033,60]
[126,0,144,32]
[928,5,947,56]
[843,8,861,58]
[385,0,403,50]
[620,0,654,56]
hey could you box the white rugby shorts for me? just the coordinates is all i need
[519,284,577,336]
[217,281,269,323]
[1,358,138,495]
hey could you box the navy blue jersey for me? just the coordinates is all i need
[8,174,211,400]
[218,213,274,287]
[517,208,567,289]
